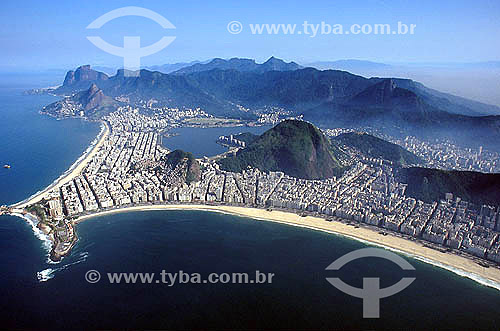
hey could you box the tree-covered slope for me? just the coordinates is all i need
[396,167,500,205]
[163,150,201,184]
[218,120,347,179]
[231,132,259,145]
[332,132,423,166]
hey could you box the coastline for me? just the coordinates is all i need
[11,120,109,209]
[4,114,499,292]
[8,212,55,262]
[74,204,500,291]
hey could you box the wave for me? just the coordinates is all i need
[335,232,500,292]
[11,212,75,265]
[410,255,500,292]
[212,210,500,292]
[76,206,500,292]
[11,212,52,256]
[333,235,500,292]
[16,203,500,290]
[37,251,89,282]
[36,268,56,282]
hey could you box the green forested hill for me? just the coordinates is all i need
[332,132,423,166]
[218,120,347,179]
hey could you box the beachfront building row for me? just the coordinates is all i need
[39,107,500,266]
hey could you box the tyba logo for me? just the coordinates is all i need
[326,247,416,318]
[86,7,176,77]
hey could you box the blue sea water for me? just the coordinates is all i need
[162,125,271,157]
[0,87,100,205]
[1,76,500,329]
[2,210,500,329]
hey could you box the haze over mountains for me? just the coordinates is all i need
[17,56,500,108]
[217,121,500,204]
[41,57,500,151]
[171,56,302,75]
[34,59,500,204]
[331,132,423,166]
[304,59,500,109]
[86,58,500,108]
[146,61,205,74]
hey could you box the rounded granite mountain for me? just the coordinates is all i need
[218,120,347,179]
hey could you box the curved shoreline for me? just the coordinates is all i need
[73,204,500,291]
[5,116,499,292]
[11,120,109,209]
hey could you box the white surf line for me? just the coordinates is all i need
[72,205,500,292]
[11,121,108,208]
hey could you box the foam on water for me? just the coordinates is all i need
[11,212,52,255]
[219,211,500,292]
[12,204,500,291]
[37,268,56,282]
[320,227,500,292]
[410,255,500,292]
[37,251,89,282]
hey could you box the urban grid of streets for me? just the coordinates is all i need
[19,105,500,264]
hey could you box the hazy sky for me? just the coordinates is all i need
[1,0,499,70]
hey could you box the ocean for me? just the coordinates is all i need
[0,87,101,205]
[1,77,500,329]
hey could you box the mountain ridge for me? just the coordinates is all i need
[36,61,500,150]
[172,56,302,75]
[332,132,423,166]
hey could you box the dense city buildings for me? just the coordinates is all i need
[11,104,500,263]
[325,128,500,173]
[22,106,500,265]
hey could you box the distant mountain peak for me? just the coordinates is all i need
[264,56,288,63]
[351,78,415,105]
[210,58,227,64]
[63,65,108,87]
[262,56,301,70]
[172,56,302,75]
[42,81,115,118]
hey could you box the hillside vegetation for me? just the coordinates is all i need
[396,167,500,205]
[332,132,423,166]
[218,120,347,179]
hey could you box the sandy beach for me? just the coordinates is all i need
[75,204,500,289]
[12,121,109,209]
[8,116,500,290]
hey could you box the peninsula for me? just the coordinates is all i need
[6,111,500,288]
[7,62,500,287]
